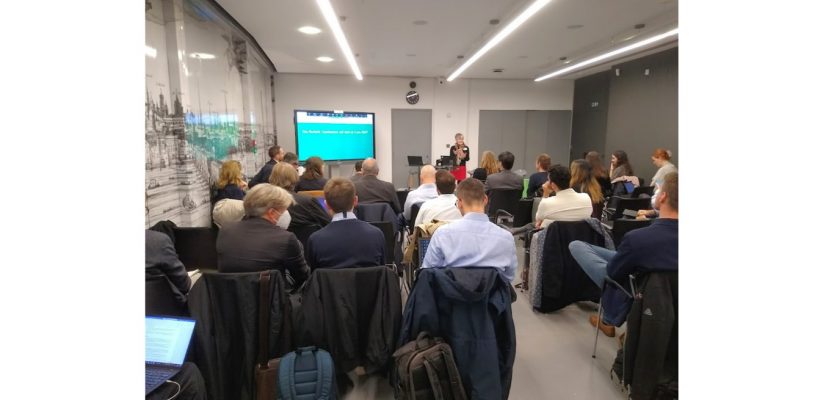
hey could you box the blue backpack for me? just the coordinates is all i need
[277,346,337,400]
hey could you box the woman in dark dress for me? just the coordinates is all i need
[586,151,612,199]
[570,159,605,218]
[214,160,247,202]
[294,156,328,192]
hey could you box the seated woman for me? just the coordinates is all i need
[471,150,500,182]
[269,162,331,248]
[213,160,247,202]
[636,148,678,219]
[609,150,636,197]
[215,184,310,287]
[570,159,605,218]
[294,156,328,192]
[585,151,612,198]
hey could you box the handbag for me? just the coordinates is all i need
[255,271,280,400]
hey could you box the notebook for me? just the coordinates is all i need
[145,316,196,395]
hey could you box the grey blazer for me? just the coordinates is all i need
[145,230,191,302]
[484,170,524,193]
[354,175,401,213]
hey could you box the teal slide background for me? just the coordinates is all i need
[296,122,375,161]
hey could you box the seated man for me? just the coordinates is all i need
[569,172,679,335]
[248,145,284,188]
[145,230,191,304]
[403,165,438,221]
[484,151,523,193]
[421,178,517,283]
[350,160,364,182]
[353,158,401,213]
[534,164,593,228]
[415,170,462,226]
[216,184,310,286]
[306,178,386,269]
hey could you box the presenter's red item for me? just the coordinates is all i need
[451,166,467,182]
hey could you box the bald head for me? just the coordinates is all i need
[420,165,436,184]
[362,158,379,176]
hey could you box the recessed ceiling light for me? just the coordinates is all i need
[316,56,334,62]
[315,0,362,79]
[406,53,416,57]
[566,24,583,29]
[559,56,567,61]
[489,19,500,25]
[456,55,464,59]
[448,0,553,81]
[189,52,215,59]
[298,26,322,35]
[412,20,428,26]
[535,27,678,81]
[518,55,528,59]
[493,68,504,73]
[634,23,646,29]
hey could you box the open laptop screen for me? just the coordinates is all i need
[145,316,195,366]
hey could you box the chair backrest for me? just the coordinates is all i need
[145,275,187,316]
[531,197,542,222]
[409,202,423,227]
[354,203,398,232]
[512,198,534,227]
[612,197,652,221]
[486,189,522,218]
[298,190,325,199]
[396,189,410,209]
[631,186,655,198]
[611,218,653,247]
[369,221,395,264]
[418,238,431,267]
[173,226,219,271]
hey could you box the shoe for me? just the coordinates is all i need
[589,315,616,337]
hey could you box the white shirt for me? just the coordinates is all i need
[403,183,438,220]
[535,188,593,228]
[414,194,462,226]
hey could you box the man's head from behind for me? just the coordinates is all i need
[354,160,363,173]
[362,158,379,176]
[498,151,515,171]
[655,172,678,216]
[420,165,436,185]
[455,178,487,215]
[269,145,284,161]
[282,152,299,170]
[435,170,456,195]
[547,164,572,191]
[324,178,357,214]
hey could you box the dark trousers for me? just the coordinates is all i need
[147,362,207,400]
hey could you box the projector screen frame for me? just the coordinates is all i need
[293,109,377,163]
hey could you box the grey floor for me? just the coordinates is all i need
[344,242,627,399]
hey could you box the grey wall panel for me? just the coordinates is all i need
[391,109,432,188]
[570,72,610,161]
[543,110,573,167]
[479,110,527,171]
[480,110,572,174]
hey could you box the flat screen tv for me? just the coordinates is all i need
[294,110,375,162]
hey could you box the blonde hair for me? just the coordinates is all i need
[216,160,243,189]
[570,159,604,204]
[243,184,294,217]
[269,162,299,191]
[479,151,500,175]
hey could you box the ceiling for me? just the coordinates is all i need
[216,0,678,80]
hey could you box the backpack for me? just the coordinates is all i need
[392,332,467,400]
[277,346,337,400]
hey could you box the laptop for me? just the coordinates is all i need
[407,155,424,166]
[145,316,196,395]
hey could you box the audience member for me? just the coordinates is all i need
[526,153,551,198]
[484,151,523,193]
[609,150,634,180]
[295,156,328,192]
[650,148,678,190]
[586,151,612,198]
[213,160,247,202]
[534,164,593,228]
[421,178,517,283]
[569,172,678,335]
[305,178,386,269]
[215,184,310,286]
[145,230,191,304]
[570,159,605,218]
[415,170,462,226]
[472,151,499,182]
[212,198,245,228]
[269,162,331,246]
[403,165,438,221]
[353,158,401,213]
[249,145,284,188]
[351,160,364,182]
[283,152,299,170]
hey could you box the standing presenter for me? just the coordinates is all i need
[449,133,470,181]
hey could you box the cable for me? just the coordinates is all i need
[164,380,181,400]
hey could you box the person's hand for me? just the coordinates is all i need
[541,181,552,198]
[239,179,248,190]
[636,209,655,219]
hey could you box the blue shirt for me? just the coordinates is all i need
[421,212,518,283]
[403,183,438,220]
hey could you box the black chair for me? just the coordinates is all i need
[396,189,409,210]
[604,197,652,221]
[146,275,188,317]
[409,202,422,229]
[355,203,402,263]
[369,221,396,265]
[611,218,653,247]
[631,186,655,198]
[487,189,522,222]
[512,198,534,228]
[173,226,219,271]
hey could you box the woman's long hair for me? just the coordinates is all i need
[216,160,243,189]
[585,151,608,179]
[301,156,324,180]
[480,151,500,175]
[612,150,634,176]
[570,159,604,204]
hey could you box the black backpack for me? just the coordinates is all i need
[392,332,467,400]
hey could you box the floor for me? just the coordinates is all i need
[343,243,627,399]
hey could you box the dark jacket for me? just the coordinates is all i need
[527,171,548,198]
[449,144,470,166]
[355,202,400,233]
[623,272,678,400]
[538,221,604,312]
[145,230,191,304]
[189,270,292,400]
[305,219,385,270]
[485,170,524,193]
[354,175,401,213]
[287,192,331,249]
[215,217,310,286]
[602,219,678,325]
[399,268,516,400]
[295,177,328,192]
[248,159,276,188]
[472,168,488,182]
[214,184,244,202]
[296,266,402,374]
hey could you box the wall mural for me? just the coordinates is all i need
[145,0,276,228]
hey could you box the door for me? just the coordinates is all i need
[391,109,432,188]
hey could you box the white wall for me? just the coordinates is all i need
[274,73,573,180]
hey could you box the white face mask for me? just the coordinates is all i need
[276,210,291,230]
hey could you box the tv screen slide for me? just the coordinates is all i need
[294,110,375,162]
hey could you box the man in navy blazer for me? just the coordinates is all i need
[306,178,386,270]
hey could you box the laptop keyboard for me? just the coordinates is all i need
[146,365,179,392]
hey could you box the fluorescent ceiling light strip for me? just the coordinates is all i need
[315,0,363,80]
[447,0,552,82]
[535,28,678,81]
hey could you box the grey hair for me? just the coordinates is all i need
[243,183,294,217]
[362,158,379,176]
